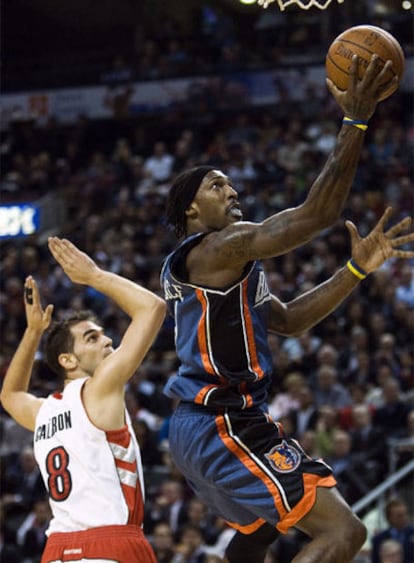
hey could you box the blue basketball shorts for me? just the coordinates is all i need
[168,402,336,534]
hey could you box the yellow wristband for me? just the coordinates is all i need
[343,117,368,131]
[347,259,367,280]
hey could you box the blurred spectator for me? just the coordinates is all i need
[314,405,340,459]
[339,324,370,375]
[281,329,321,370]
[226,143,257,192]
[325,429,374,504]
[338,383,373,431]
[372,378,411,439]
[1,446,46,517]
[368,128,396,170]
[172,523,209,563]
[314,120,337,156]
[359,503,388,562]
[145,479,188,537]
[151,521,176,563]
[102,56,134,121]
[388,409,414,471]
[378,538,404,563]
[371,498,414,563]
[287,384,318,439]
[16,497,51,563]
[1,276,26,349]
[395,264,414,308]
[276,130,310,173]
[125,387,162,432]
[346,347,376,389]
[396,347,414,393]
[173,138,196,175]
[298,429,318,458]
[313,365,352,410]
[366,365,398,409]
[268,371,304,420]
[315,343,338,372]
[178,498,214,544]
[203,517,235,559]
[374,333,402,378]
[349,404,387,483]
[132,418,164,467]
[0,414,33,457]
[0,499,21,563]
[111,137,134,184]
[144,141,175,184]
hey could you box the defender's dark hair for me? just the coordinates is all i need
[165,165,215,238]
[45,310,99,379]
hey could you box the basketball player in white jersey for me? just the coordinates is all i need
[0,237,166,563]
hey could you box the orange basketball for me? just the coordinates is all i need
[326,25,405,102]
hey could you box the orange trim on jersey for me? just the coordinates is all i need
[194,384,218,405]
[277,474,337,534]
[226,517,267,534]
[215,415,288,522]
[195,289,217,376]
[241,279,265,380]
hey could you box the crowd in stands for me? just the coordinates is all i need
[1,4,414,562]
[103,3,414,82]
[4,1,413,92]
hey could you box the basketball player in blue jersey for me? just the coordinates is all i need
[160,56,413,562]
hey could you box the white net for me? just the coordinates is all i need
[258,0,344,10]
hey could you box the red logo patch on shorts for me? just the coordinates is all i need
[265,440,301,473]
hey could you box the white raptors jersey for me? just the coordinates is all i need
[33,378,145,536]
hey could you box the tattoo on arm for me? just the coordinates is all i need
[221,230,256,261]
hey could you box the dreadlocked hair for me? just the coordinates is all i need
[165,165,215,239]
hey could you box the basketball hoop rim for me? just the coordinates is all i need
[258,0,345,10]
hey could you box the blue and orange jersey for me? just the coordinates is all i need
[160,233,273,409]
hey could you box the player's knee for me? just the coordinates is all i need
[335,512,366,555]
[318,515,366,562]
[298,490,367,558]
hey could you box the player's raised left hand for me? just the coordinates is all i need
[346,207,414,274]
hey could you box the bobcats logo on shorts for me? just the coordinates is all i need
[265,440,301,473]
